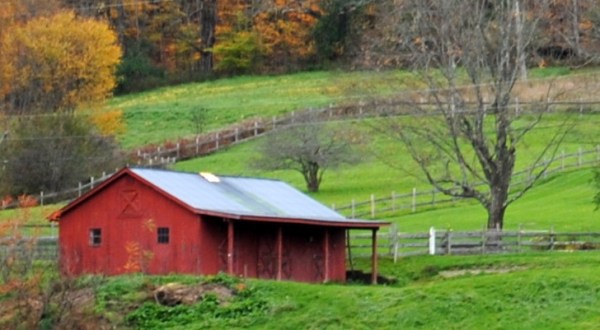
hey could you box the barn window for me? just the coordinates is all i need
[89,228,102,246]
[157,227,170,244]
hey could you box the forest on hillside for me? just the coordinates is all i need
[4,0,600,94]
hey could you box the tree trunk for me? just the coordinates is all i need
[200,0,216,75]
[487,200,506,230]
[306,168,320,193]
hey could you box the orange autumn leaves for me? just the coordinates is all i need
[215,0,323,73]
[0,11,121,114]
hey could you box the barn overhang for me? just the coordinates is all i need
[201,210,388,285]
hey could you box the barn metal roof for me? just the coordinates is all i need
[130,168,354,223]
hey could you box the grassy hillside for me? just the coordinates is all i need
[109,70,418,148]
[174,112,600,232]
[107,67,577,149]
[80,252,600,329]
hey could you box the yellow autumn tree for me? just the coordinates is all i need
[0,11,122,114]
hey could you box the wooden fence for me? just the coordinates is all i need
[0,236,58,261]
[2,100,600,209]
[334,145,600,219]
[130,99,600,166]
[9,225,600,263]
[350,225,600,261]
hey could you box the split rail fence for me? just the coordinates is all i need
[350,225,600,261]
[334,145,600,219]
[7,226,600,263]
[2,100,599,209]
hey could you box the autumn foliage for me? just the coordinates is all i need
[0,11,122,114]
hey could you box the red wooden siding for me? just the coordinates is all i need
[60,174,202,276]
[56,169,381,283]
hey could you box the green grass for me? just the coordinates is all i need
[106,67,578,149]
[84,252,600,329]
[108,70,419,148]
[173,112,600,232]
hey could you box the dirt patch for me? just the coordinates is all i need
[439,266,527,278]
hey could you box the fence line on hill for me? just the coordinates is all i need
[2,100,600,209]
[333,145,600,219]
[130,99,600,166]
[350,225,600,261]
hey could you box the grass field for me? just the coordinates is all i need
[173,112,600,232]
[1,68,599,328]
[107,67,578,149]
[108,70,419,148]
[85,251,600,329]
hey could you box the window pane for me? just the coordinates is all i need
[89,228,101,246]
[157,227,169,244]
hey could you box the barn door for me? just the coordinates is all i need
[256,230,276,279]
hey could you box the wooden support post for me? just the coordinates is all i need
[371,229,378,285]
[346,230,353,271]
[277,226,283,281]
[324,229,330,282]
[227,220,234,275]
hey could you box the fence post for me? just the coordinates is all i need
[481,225,486,254]
[40,191,44,206]
[518,224,523,253]
[78,182,82,197]
[176,143,180,159]
[549,225,555,250]
[429,227,436,255]
[90,176,95,189]
[235,128,239,142]
[254,121,258,136]
[389,224,399,262]
[445,229,452,255]
[196,136,200,154]
[370,194,375,218]
[411,187,417,212]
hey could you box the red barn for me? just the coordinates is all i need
[51,168,387,283]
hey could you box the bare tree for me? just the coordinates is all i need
[379,0,569,230]
[253,113,361,193]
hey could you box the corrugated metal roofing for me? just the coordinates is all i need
[131,168,347,221]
